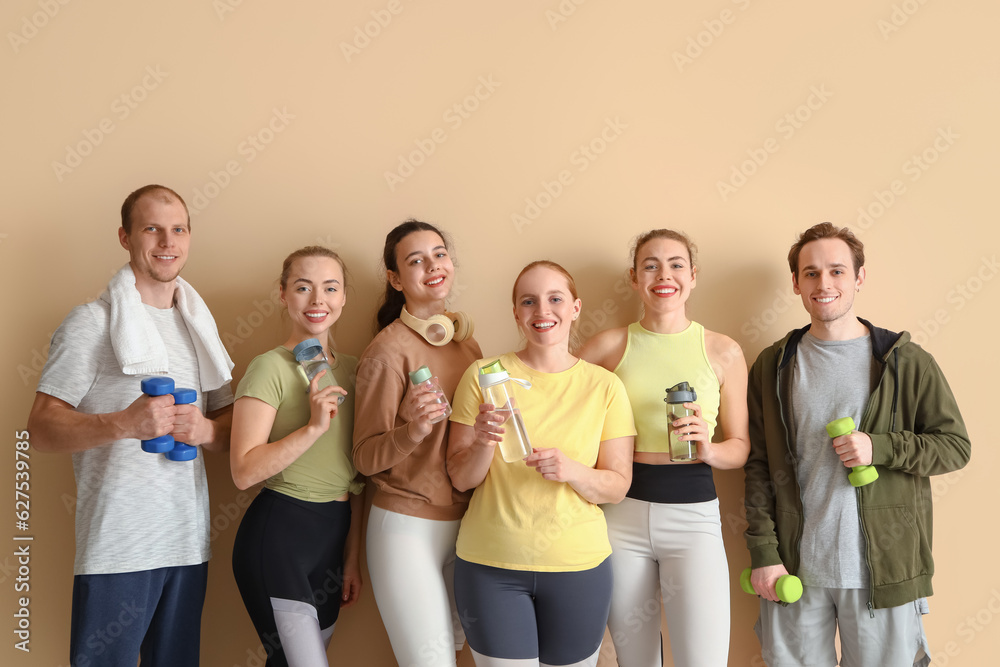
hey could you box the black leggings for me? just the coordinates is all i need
[232,488,351,667]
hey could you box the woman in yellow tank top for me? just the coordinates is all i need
[580,229,750,667]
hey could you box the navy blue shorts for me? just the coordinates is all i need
[69,562,208,666]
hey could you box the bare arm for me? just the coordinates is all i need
[340,489,364,608]
[695,332,750,469]
[525,435,634,505]
[28,391,177,454]
[230,372,347,490]
[578,327,628,372]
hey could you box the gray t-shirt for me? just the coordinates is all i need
[37,298,233,575]
[790,332,877,589]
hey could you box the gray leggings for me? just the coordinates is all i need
[454,557,612,666]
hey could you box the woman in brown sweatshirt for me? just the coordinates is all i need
[353,220,481,667]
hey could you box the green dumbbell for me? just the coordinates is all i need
[825,417,878,487]
[740,568,803,603]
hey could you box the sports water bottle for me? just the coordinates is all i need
[478,360,533,463]
[293,338,345,404]
[665,381,698,462]
[408,365,451,424]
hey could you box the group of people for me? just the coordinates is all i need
[28,183,970,667]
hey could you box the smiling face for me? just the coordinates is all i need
[631,237,696,313]
[118,194,190,287]
[513,265,581,349]
[387,230,454,314]
[792,237,865,327]
[280,255,346,339]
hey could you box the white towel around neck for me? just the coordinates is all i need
[102,263,234,391]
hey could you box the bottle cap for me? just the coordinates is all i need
[478,359,510,389]
[479,359,506,375]
[292,338,324,362]
[478,360,532,391]
[664,381,697,404]
[409,365,432,385]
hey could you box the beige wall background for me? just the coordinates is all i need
[2,1,997,665]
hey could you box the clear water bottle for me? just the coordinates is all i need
[478,360,533,463]
[665,381,698,462]
[292,338,345,404]
[408,365,452,424]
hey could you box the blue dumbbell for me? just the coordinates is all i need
[164,387,198,462]
[140,377,176,453]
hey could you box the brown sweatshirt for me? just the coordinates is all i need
[353,320,482,521]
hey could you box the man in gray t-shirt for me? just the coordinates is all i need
[27,185,234,666]
[744,223,970,667]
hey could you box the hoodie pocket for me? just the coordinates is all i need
[865,505,922,585]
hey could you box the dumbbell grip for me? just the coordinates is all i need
[740,567,803,603]
[140,377,175,453]
[825,417,879,487]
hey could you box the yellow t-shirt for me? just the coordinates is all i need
[450,352,636,572]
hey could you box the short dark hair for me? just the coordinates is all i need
[120,184,189,233]
[787,222,864,276]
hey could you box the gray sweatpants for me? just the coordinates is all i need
[755,587,930,667]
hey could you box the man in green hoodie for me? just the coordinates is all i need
[743,222,970,667]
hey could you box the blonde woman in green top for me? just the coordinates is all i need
[230,246,364,667]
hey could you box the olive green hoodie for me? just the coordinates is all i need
[744,318,971,609]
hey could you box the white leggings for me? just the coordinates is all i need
[366,506,464,667]
[603,497,731,667]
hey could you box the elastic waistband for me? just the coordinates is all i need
[259,486,350,518]
[625,461,716,504]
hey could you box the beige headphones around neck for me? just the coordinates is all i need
[400,306,474,346]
